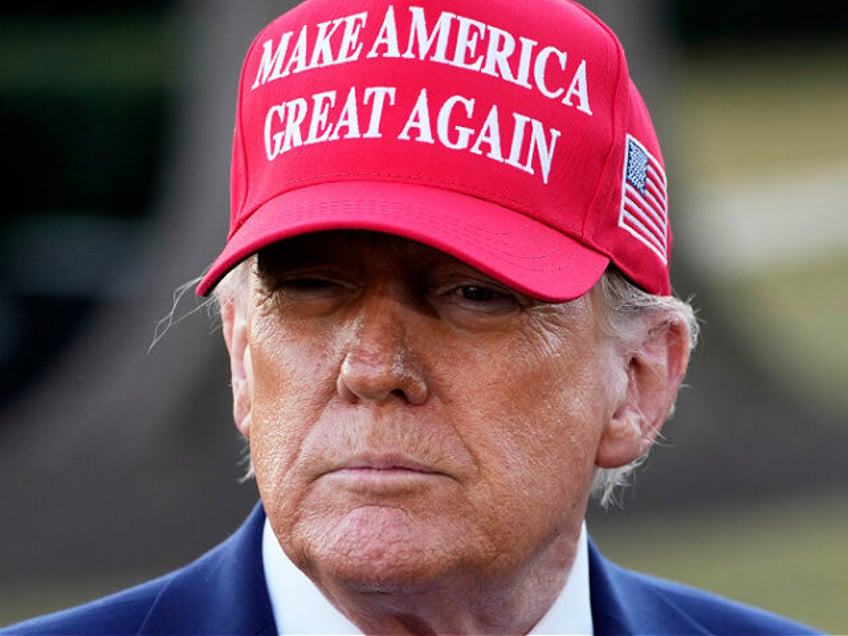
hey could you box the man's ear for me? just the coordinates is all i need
[596,317,691,469]
[220,293,253,439]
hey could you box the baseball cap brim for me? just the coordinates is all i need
[196,180,610,301]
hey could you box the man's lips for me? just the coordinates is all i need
[334,454,438,474]
[319,454,449,490]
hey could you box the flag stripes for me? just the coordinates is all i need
[619,135,669,263]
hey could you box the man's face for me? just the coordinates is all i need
[229,231,624,593]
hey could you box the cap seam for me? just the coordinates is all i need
[578,7,626,263]
[229,170,583,239]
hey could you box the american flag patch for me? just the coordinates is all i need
[619,135,668,263]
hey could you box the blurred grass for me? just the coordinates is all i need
[678,44,848,181]
[723,257,848,419]
[676,43,848,419]
[592,493,848,634]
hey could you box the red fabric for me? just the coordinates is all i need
[197,0,670,299]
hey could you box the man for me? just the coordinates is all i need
[3,0,819,634]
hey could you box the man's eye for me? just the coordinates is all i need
[261,273,354,305]
[280,277,337,291]
[458,285,500,303]
[444,283,522,318]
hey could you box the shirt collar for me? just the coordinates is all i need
[262,518,593,635]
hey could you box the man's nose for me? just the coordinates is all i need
[336,293,430,406]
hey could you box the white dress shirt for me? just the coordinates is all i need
[262,518,593,635]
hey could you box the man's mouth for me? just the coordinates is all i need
[322,453,447,492]
[336,454,437,473]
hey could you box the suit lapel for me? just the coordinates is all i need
[137,503,276,635]
[589,538,637,636]
[588,538,711,636]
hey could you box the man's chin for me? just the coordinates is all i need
[296,505,469,592]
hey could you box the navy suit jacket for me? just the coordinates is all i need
[3,504,818,635]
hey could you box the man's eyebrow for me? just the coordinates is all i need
[256,244,303,271]
[254,242,353,281]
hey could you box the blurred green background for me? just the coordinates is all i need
[1,1,846,632]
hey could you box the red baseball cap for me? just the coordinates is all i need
[197,0,671,300]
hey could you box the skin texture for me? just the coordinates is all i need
[221,230,689,634]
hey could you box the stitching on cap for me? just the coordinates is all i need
[230,170,546,237]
